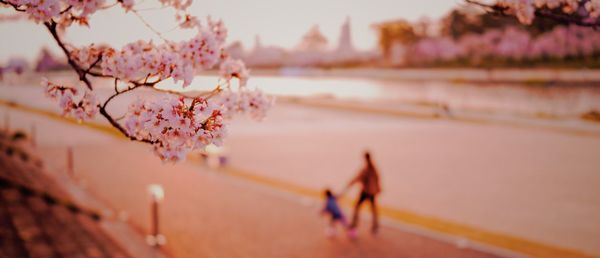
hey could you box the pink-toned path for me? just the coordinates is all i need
[6,108,502,258]
[4,79,600,257]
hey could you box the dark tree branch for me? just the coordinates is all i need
[465,0,600,28]
[44,21,95,90]
[40,20,158,144]
[84,55,103,74]
[60,5,73,14]
[102,84,140,109]
[0,0,26,12]
[99,84,158,144]
[98,106,157,144]
[87,71,113,78]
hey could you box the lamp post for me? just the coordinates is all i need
[147,184,166,247]
[205,144,226,168]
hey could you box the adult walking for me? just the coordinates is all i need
[346,151,381,235]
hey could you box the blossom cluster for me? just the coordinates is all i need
[70,15,229,88]
[495,0,597,24]
[123,96,225,161]
[158,0,191,11]
[121,88,271,162]
[218,57,272,121]
[2,0,200,24]
[68,18,227,87]
[41,56,270,162]
[586,0,600,18]
[216,88,273,121]
[70,43,105,70]
[219,58,249,87]
[3,0,102,23]
[3,0,272,162]
[43,78,99,121]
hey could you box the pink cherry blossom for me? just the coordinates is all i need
[215,88,273,121]
[43,78,99,121]
[219,58,249,87]
[3,0,270,162]
[123,95,230,162]
[586,0,600,18]
[97,25,222,87]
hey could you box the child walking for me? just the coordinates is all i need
[321,189,347,237]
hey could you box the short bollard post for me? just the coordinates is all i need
[4,111,9,131]
[146,184,166,247]
[67,146,74,178]
[30,124,36,147]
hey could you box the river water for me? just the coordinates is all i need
[159,73,600,118]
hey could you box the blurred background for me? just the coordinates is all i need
[1,0,599,258]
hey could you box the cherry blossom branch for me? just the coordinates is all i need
[0,0,26,13]
[99,106,157,144]
[100,2,119,10]
[102,85,139,110]
[2,0,272,162]
[466,0,600,27]
[39,19,161,144]
[535,7,599,27]
[464,0,507,13]
[60,5,72,14]
[87,71,113,78]
[99,83,158,144]
[38,15,189,145]
[84,55,103,74]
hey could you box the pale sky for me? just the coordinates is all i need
[0,0,462,61]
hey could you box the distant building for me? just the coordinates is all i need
[3,57,29,74]
[225,41,245,60]
[296,25,329,52]
[287,25,330,66]
[243,19,372,68]
[331,17,359,62]
[35,48,68,72]
[245,35,286,67]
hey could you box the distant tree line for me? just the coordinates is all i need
[374,5,600,68]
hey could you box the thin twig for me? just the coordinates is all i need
[114,78,119,94]
[102,84,140,109]
[98,106,157,144]
[60,5,73,14]
[131,10,169,42]
[84,55,103,74]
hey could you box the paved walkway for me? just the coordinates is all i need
[2,106,505,258]
[42,144,503,258]
[3,96,599,257]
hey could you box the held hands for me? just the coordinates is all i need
[338,185,351,198]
